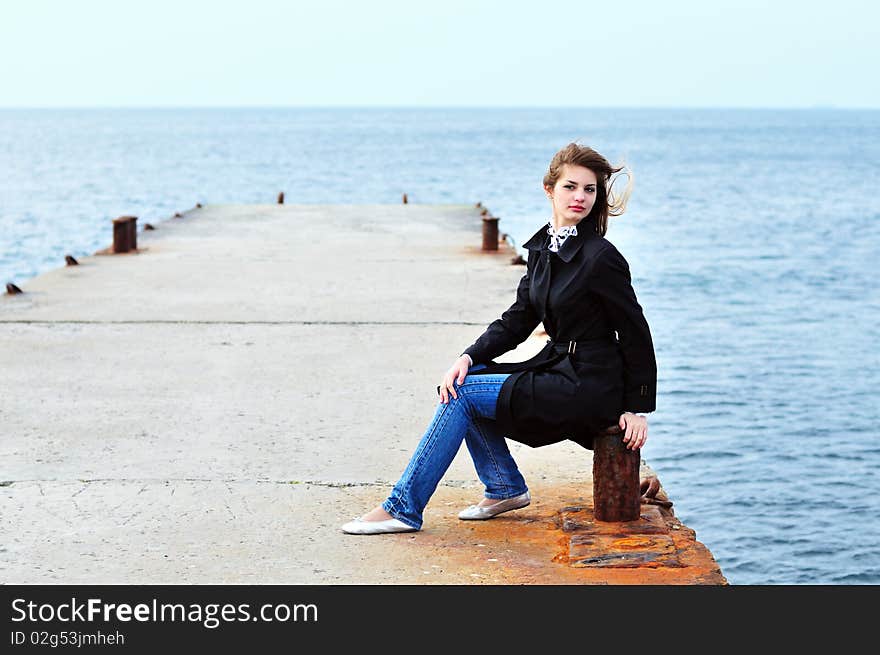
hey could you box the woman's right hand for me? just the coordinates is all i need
[439,355,471,404]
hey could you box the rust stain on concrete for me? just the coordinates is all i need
[409,481,727,585]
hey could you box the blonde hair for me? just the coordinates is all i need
[543,142,634,236]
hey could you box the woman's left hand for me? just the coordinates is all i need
[618,412,648,450]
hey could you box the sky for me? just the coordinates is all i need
[0,0,877,108]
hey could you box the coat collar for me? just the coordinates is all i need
[522,218,600,263]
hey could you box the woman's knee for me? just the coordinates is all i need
[452,378,495,416]
[458,374,489,388]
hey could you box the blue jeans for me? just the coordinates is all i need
[382,366,529,530]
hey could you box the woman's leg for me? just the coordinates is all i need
[381,373,515,529]
[464,416,529,501]
[459,364,528,502]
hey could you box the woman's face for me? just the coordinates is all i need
[545,164,598,226]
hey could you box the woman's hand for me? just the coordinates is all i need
[619,412,648,450]
[439,355,471,404]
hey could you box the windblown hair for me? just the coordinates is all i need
[542,142,633,236]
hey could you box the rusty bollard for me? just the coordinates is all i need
[277,192,284,204]
[592,425,641,522]
[482,215,499,251]
[402,193,408,204]
[112,216,137,253]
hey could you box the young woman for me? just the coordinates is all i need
[342,142,657,535]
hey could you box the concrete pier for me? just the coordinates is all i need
[0,203,725,584]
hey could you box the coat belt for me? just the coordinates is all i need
[547,335,617,355]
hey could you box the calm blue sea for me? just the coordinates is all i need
[2,108,878,584]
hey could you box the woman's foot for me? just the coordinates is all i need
[360,505,394,521]
[340,504,419,535]
[458,491,531,520]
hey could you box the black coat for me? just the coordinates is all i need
[456,217,657,450]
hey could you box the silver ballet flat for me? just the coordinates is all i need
[340,517,419,535]
[458,491,531,520]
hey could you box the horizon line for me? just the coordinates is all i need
[0,104,876,111]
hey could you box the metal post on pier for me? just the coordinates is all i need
[112,216,138,253]
[482,215,499,251]
[592,425,641,522]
